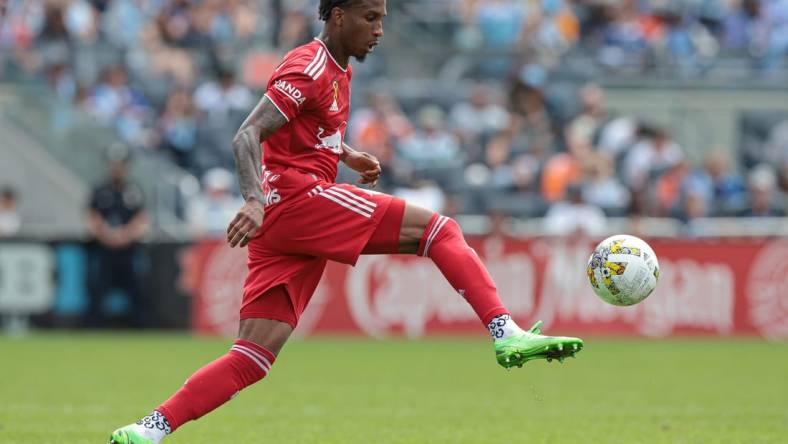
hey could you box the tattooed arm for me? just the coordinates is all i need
[226,96,288,247]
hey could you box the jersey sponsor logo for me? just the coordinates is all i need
[314,126,343,154]
[274,79,306,105]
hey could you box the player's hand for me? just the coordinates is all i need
[227,200,265,248]
[343,151,381,188]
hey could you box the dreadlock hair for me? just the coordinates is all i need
[319,0,361,21]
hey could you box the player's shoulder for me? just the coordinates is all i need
[275,39,331,81]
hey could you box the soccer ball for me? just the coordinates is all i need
[586,234,660,306]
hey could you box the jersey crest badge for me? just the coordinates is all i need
[329,80,339,112]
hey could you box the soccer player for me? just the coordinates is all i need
[110,1,583,442]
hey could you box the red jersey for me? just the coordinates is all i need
[262,38,352,183]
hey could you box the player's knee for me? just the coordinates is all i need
[421,215,464,257]
[237,317,293,356]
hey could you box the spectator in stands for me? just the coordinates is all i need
[740,164,786,217]
[159,88,198,171]
[527,0,580,60]
[484,134,516,191]
[101,0,149,48]
[63,0,99,43]
[85,64,154,148]
[464,0,526,51]
[449,83,510,160]
[465,0,527,75]
[758,0,788,71]
[277,4,314,49]
[765,117,788,167]
[193,66,253,171]
[542,182,607,236]
[349,92,413,186]
[679,189,711,237]
[541,126,595,203]
[45,62,77,103]
[582,152,630,215]
[84,145,150,328]
[393,177,447,214]
[723,0,766,52]
[508,64,556,158]
[623,125,685,190]
[596,116,638,161]
[185,167,244,238]
[598,2,649,69]
[396,105,463,186]
[695,149,748,215]
[566,83,607,153]
[193,66,253,120]
[0,186,22,237]
[157,0,200,47]
[655,159,692,217]
[127,22,197,90]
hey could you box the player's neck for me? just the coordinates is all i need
[317,32,349,69]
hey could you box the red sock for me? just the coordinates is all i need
[157,339,275,432]
[418,214,508,325]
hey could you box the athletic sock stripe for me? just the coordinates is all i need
[328,186,377,208]
[234,342,275,363]
[323,188,375,213]
[421,216,444,256]
[305,51,326,78]
[427,216,449,253]
[233,344,274,367]
[424,216,449,257]
[303,47,324,76]
[319,193,371,218]
[230,346,271,373]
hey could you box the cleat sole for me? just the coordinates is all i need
[496,339,584,369]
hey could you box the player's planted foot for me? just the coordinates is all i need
[109,412,171,444]
[109,425,156,444]
[488,315,584,369]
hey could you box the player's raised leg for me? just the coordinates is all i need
[394,203,584,368]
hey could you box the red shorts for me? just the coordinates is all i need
[241,167,406,327]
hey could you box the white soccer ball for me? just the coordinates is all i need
[587,234,660,306]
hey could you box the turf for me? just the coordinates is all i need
[0,333,786,444]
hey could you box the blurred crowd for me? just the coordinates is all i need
[350,79,787,237]
[450,0,788,75]
[1,0,787,238]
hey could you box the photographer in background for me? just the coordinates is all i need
[84,144,150,328]
[0,186,22,237]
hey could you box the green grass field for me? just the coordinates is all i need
[1,333,786,444]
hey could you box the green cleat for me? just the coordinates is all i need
[109,425,156,444]
[494,321,584,369]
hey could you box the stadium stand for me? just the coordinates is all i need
[1,0,786,237]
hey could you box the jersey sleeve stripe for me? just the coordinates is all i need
[309,53,327,79]
[303,47,324,76]
[311,59,327,80]
[305,50,326,78]
[328,186,378,208]
[263,93,290,122]
[319,193,372,218]
[323,188,376,213]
